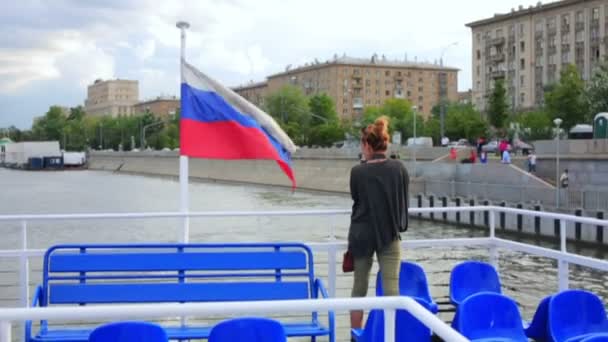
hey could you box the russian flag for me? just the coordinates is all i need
[180,60,297,188]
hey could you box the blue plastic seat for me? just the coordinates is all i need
[525,295,551,341]
[89,321,167,342]
[454,292,527,342]
[580,334,608,342]
[209,317,287,342]
[549,290,608,342]
[351,297,433,342]
[449,261,501,306]
[376,261,438,313]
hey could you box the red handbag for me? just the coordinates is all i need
[342,250,354,273]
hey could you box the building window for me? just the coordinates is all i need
[576,11,584,23]
[520,41,525,52]
[418,87,423,92]
[385,70,390,76]
[385,90,390,96]
[496,28,503,37]
[592,7,600,20]
[562,13,570,28]
[476,65,480,76]
[520,92,525,104]
[520,58,526,70]
[418,96,423,102]
[535,20,544,33]
[354,68,360,75]
[519,23,525,37]
[476,50,481,60]
[477,33,481,42]
[520,75,525,86]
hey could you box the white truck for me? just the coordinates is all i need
[3,141,61,167]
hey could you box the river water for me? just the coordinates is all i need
[0,168,606,330]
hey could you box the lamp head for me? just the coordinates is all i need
[553,118,562,127]
[176,21,190,30]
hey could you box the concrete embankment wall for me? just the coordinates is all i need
[89,152,607,245]
[89,151,377,193]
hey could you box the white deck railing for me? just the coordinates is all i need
[0,297,468,342]
[0,206,607,342]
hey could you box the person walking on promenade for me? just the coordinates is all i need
[527,151,537,173]
[347,116,409,337]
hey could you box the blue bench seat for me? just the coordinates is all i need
[26,243,335,342]
[31,322,331,342]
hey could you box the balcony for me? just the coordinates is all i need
[561,24,570,34]
[394,90,405,99]
[351,74,362,80]
[489,53,505,63]
[591,36,600,45]
[352,82,363,89]
[548,45,557,55]
[535,48,544,56]
[353,98,364,109]
[561,43,571,51]
[548,27,557,36]
[535,31,544,39]
[491,70,506,78]
[508,35,516,44]
[591,19,600,28]
[489,37,506,46]
[393,74,403,81]
[575,22,585,31]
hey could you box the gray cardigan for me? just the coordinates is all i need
[348,158,409,258]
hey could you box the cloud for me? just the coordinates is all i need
[0,0,562,129]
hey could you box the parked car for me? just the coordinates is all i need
[481,140,499,153]
[448,139,471,148]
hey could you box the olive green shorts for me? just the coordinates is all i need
[351,240,401,297]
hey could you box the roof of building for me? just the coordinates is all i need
[232,81,269,91]
[267,54,459,79]
[466,0,584,28]
[0,137,13,145]
[136,96,180,106]
[595,113,608,120]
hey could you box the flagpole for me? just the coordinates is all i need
[177,21,190,243]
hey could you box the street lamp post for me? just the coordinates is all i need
[439,42,458,140]
[412,106,418,178]
[554,118,562,208]
[142,121,166,149]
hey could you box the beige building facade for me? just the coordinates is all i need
[234,56,458,120]
[84,79,139,117]
[133,96,180,117]
[467,0,608,112]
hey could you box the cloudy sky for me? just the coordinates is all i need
[0,0,557,129]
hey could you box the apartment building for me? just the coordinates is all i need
[233,55,458,120]
[467,0,608,112]
[84,79,139,117]
[132,96,180,117]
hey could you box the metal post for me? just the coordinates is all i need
[177,21,190,245]
[20,221,29,308]
[0,321,11,342]
[558,219,569,291]
[327,216,337,297]
[489,209,498,270]
[413,107,417,178]
[555,119,561,208]
[384,309,396,342]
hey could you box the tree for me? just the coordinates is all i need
[423,117,441,145]
[586,61,608,117]
[308,94,338,126]
[264,86,310,146]
[487,79,509,129]
[444,102,488,141]
[545,64,589,130]
[515,110,552,140]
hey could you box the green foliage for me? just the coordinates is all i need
[309,94,338,125]
[544,64,589,130]
[487,79,509,129]
[361,99,420,141]
[423,117,441,145]
[444,102,488,141]
[515,110,553,140]
[586,61,608,118]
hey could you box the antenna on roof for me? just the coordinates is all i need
[285,64,292,71]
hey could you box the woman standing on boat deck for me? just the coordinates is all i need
[348,116,409,332]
